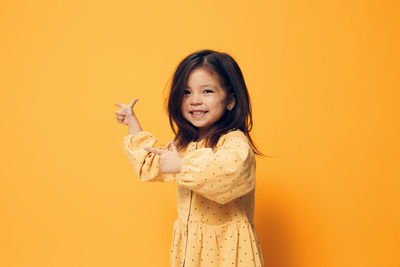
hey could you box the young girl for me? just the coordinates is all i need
[115,49,264,267]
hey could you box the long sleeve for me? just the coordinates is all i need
[123,131,175,183]
[175,130,255,205]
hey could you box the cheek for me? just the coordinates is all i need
[217,99,228,109]
[181,101,188,113]
[206,99,224,110]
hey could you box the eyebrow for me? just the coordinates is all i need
[185,84,218,89]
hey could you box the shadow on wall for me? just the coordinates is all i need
[257,199,296,267]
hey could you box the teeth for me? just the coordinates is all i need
[190,111,207,118]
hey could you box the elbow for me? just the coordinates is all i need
[214,196,232,205]
[215,181,255,205]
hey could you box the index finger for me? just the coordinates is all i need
[144,146,165,155]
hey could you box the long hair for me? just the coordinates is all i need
[165,49,265,156]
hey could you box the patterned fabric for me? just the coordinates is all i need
[123,130,264,267]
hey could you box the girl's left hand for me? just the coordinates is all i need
[144,140,184,174]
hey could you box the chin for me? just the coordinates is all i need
[192,123,207,128]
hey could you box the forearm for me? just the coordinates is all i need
[127,114,143,135]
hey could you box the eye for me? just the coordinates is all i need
[184,89,191,95]
[203,89,213,94]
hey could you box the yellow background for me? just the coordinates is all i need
[1,0,399,266]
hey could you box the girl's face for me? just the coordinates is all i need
[181,67,235,140]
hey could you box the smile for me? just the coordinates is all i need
[190,111,208,118]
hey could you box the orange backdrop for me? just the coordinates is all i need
[1,0,399,266]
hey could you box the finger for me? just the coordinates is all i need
[128,98,139,107]
[143,146,152,153]
[144,146,165,155]
[115,102,125,107]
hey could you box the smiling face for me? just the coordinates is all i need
[181,67,235,140]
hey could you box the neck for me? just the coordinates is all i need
[197,132,207,142]
[197,128,208,141]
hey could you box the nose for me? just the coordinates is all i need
[189,93,202,105]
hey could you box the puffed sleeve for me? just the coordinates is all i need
[175,130,255,205]
[123,131,175,183]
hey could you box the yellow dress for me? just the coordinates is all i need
[123,130,264,267]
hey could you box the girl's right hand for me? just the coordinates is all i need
[115,98,139,125]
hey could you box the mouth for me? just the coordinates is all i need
[189,111,208,118]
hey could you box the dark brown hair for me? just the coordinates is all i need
[164,49,264,156]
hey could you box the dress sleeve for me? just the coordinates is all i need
[175,130,255,205]
[123,131,175,183]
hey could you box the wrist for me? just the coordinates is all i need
[126,115,136,123]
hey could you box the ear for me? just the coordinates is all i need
[227,93,235,111]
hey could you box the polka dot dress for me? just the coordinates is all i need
[123,130,264,267]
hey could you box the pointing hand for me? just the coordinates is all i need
[144,140,184,174]
[115,98,139,125]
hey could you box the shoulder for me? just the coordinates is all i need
[221,129,247,140]
[217,130,249,148]
[215,130,254,160]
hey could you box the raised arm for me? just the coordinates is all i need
[115,98,143,135]
[116,98,174,183]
